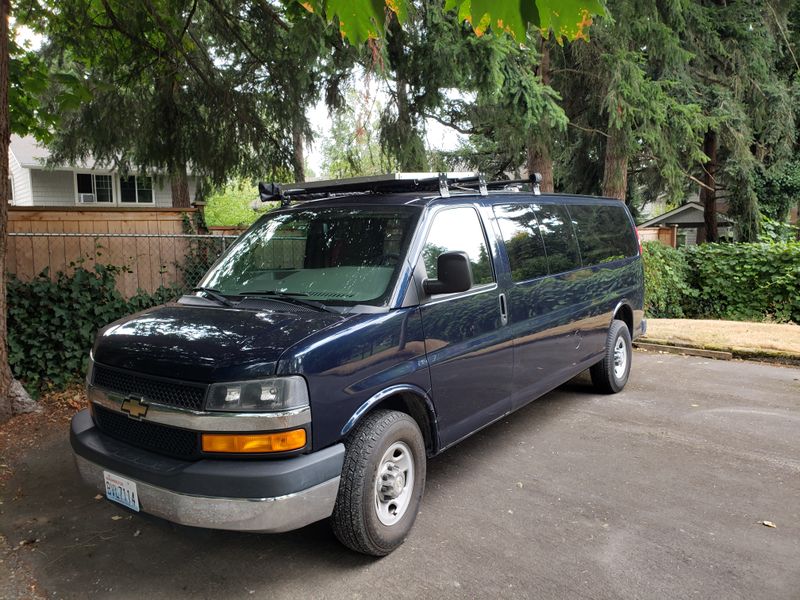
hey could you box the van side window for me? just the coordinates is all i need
[531,203,582,274]
[493,204,549,282]
[568,204,638,266]
[423,207,494,286]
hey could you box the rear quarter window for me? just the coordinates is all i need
[568,204,638,266]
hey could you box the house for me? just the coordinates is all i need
[638,201,735,245]
[8,134,200,207]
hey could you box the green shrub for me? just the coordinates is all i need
[641,241,695,318]
[7,264,180,392]
[203,182,278,227]
[684,242,800,323]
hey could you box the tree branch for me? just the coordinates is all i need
[423,111,476,135]
[568,122,609,138]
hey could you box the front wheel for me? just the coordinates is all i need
[590,319,632,393]
[331,409,426,556]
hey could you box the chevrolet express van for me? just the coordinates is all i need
[71,173,645,556]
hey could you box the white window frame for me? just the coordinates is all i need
[74,171,115,205]
[119,174,155,205]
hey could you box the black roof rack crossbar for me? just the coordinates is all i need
[258,172,542,206]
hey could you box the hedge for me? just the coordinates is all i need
[642,241,800,323]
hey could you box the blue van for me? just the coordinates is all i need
[71,173,645,556]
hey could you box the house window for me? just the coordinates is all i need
[120,176,154,204]
[76,173,113,203]
[7,177,12,204]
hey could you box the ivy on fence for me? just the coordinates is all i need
[7,263,182,393]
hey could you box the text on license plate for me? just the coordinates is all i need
[103,471,140,512]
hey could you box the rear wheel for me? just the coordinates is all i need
[331,409,426,556]
[590,319,632,393]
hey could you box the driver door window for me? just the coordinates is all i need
[422,207,494,287]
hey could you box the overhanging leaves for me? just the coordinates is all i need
[303,0,607,45]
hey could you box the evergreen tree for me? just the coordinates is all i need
[680,0,796,241]
[24,1,351,201]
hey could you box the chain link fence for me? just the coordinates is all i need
[8,232,241,297]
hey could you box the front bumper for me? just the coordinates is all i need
[70,410,344,533]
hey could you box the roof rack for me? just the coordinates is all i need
[259,172,542,207]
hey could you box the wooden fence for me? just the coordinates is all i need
[638,225,678,248]
[6,207,236,297]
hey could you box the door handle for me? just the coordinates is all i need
[498,293,508,326]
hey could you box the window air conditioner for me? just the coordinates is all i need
[79,193,96,203]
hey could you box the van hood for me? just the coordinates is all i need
[92,303,345,382]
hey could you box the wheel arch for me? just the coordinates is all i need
[611,300,634,338]
[341,384,440,456]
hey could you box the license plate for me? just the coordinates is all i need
[103,471,140,512]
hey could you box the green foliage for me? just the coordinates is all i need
[306,0,606,45]
[684,243,800,323]
[759,216,799,243]
[204,182,263,227]
[7,265,179,391]
[642,241,800,323]
[321,90,396,178]
[641,241,694,318]
[754,160,800,222]
[26,0,349,186]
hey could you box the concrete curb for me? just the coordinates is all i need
[634,342,732,360]
[635,339,800,366]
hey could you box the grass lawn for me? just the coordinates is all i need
[644,318,800,359]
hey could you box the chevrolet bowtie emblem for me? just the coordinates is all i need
[120,396,149,419]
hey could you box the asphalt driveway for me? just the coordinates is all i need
[1,352,799,599]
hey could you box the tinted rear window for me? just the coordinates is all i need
[493,204,548,282]
[569,204,638,266]
[532,203,582,274]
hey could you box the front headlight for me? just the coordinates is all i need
[206,376,309,413]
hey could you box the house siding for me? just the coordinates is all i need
[23,170,199,208]
[9,152,33,205]
[153,178,174,207]
[152,176,199,208]
[30,169,75,206]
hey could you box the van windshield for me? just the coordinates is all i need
[199,206,419,306]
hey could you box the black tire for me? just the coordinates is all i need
[331,409,426,556]
[590,319,632,394]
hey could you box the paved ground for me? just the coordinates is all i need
[1,352,799,600]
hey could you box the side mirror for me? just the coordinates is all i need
[423,251,473,295]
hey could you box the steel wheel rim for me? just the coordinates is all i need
[613,336,627,379]
[374,441,414,526]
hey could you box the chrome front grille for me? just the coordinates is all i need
[92,364,207,411]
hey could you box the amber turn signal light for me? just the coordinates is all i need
[201,429,307,453]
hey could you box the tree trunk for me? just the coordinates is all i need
[602,126,628,201]
[526,37,554,192]
[0,0,13,422]
[387,17,425,171]
[395,73,426,171]
[170,165,190,208]
[291,117,305,183]
[698,129,718,244]
[526,140,554,192]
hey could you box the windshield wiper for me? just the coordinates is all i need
[192,287,236,308]
[239,290,334,313]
